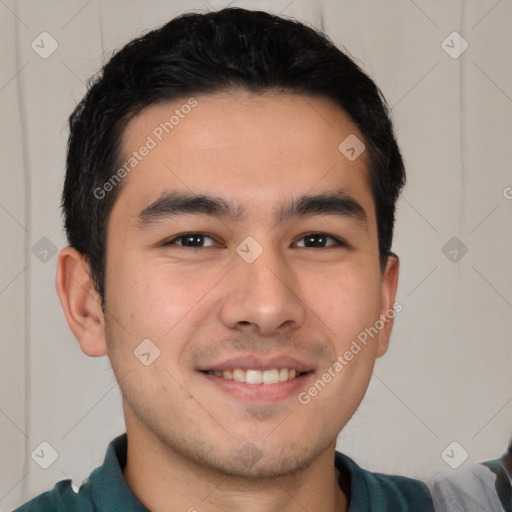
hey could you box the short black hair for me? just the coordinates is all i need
[63,7,405,302]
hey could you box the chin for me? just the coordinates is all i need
[176,434,327,482]
[210,447,318,480]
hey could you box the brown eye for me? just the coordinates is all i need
[294,233,343,248]
[167,233,217,248]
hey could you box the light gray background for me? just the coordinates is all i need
[1,0,511,509]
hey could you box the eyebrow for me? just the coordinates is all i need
[136,188,368,228]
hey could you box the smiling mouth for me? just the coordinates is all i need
[202,368,310,385]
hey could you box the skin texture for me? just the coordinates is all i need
[56,90,399,512]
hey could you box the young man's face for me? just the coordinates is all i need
[93,91,398,477]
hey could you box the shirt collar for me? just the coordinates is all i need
[89,433,149,512]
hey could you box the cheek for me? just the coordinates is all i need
[313,270,383,389]
[312,265,382,332]
[106,250,170,317]
[103,264,192,385]
[107,256,223,345]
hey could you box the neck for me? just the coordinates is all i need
[122,416,348,512]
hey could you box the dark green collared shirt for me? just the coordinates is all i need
[13,433,434,511]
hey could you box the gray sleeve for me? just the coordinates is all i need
[428,464,504,512]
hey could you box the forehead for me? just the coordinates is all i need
[112,91,373,224]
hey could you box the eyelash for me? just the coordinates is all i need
[163,232,347,249]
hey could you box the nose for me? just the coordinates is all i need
[218,245,306,336]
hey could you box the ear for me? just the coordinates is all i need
[55,247,107,357]
[376,252,400,358]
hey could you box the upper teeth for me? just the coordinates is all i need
[211,368,299,384]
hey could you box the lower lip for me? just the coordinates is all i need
[200,372,314,402]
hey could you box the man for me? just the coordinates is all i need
[14,7,435,511]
